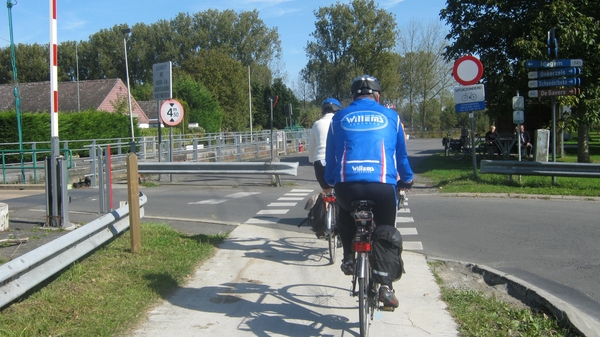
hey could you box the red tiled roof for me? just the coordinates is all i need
[0,78,149,124]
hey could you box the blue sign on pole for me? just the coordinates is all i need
[525,59,583,68]
[528,78,580,88]
[528,68,581,79]
[455,101,486,113]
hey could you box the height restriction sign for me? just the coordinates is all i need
[160,99,184,127]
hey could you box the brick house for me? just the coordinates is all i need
[0,78,150,127]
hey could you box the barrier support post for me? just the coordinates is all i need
[127,153,142,253]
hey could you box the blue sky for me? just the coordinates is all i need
[1,0,447,83]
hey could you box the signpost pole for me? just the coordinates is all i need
[470,112,477,179]
[551,97,557,184]
[269,98,274,163]
[157,100,162,181]
[169,126,173,183]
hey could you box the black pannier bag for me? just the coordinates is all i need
[304,193,328,235]
[449,139,462,151]
[371,225,404,285]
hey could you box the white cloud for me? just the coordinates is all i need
[379,0,406,9]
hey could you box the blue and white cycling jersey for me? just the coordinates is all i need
[324,97,413,186]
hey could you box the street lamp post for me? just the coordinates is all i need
[7,0,25,183]
[269,97,274,162]
[122,27,135,152]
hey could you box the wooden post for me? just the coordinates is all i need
[126,153,142,253]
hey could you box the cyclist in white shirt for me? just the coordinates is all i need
[307,98,342,193]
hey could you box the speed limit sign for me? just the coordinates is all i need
[160,99,184,126]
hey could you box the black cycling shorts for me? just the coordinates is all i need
[313,161,330,189]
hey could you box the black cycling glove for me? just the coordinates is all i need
[396,180,414,190]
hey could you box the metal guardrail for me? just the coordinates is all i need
[480,160,600,178]
[137,162,299,187]
[0,192,147,309]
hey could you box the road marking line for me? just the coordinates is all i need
[403,241,423,251]
[284,193,310,196]
[278,197,304,201]
[189,199,227,204]
[268,202,297,207]
[257,209,289,215]
[189,192,261,205]
[395,216,414,223]
[226,192,261,198]
[245,217,280,225]
[291,189,313,193]
[397,208,410,213]
[398,228,418,235]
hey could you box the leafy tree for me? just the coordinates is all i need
[131,83,154,101]
[0,43,49,84]
[441,0,600,162]
[1,9,282,134]
[109,94,130,115]
[252,79,298,130]
[397,21,453,133]
[179,49,248,131]
[173,74,222,133]
[303,0,398,102]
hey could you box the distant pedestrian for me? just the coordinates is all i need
[485,125,499,156]
[519,125,532,157]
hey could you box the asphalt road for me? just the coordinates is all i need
[2,137,599,322]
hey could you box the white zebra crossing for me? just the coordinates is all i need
[189,192,261,205]
[243,188,423,251]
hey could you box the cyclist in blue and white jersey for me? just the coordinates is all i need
[324,75,413,308]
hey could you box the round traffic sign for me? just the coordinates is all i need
[453,55,484,85]
[160,99,185,127]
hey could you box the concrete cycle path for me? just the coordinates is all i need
[130,223,459,336]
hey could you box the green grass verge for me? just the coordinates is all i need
[0,223,225,337]
[416,148,600,197]
[430,263,581,337]
[440,288,578,336]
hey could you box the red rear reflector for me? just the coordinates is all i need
[322,196,336,203]
[352,242,371,252]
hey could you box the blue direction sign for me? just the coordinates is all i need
[525,59,583,68]
[528,78,580,88]
[528,68,581,79]
[528,87,580,98]
[455,101,486,113]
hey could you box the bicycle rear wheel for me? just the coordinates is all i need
[448,146,465,160]
[357,252,371,337]
[326,203,337,265]
[475,140,488,159]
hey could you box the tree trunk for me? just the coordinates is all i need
[577,122,591,163]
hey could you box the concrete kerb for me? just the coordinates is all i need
[427,256,600,337]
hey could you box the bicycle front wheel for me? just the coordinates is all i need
[448,146,465,160]
[326,203,337,265]
[357,252,370,337]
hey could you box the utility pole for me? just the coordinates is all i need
[7,0,25,183]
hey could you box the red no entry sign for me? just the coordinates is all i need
[453,55,484,85]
